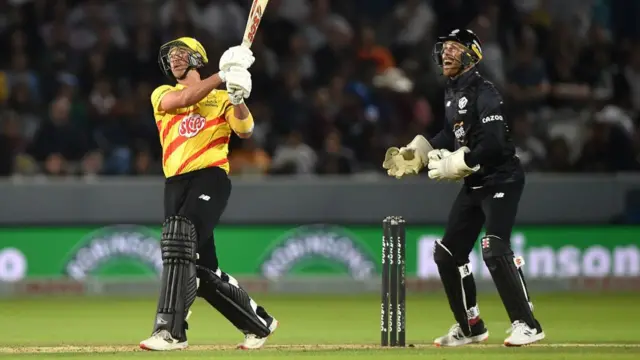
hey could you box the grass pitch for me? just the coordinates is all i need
[0,292,638,359]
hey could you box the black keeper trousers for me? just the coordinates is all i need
[440,180,524,265]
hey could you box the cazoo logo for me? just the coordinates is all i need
[482,115,503,123]
[179,113,207,138]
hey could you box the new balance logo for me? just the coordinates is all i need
[493,192,504,199]
[156,316,167,325]
[198,194,210,201]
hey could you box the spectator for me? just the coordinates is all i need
[269,130,316,175]
[356,25,395,74]
[0,111,22,176]
[132,143,163,176]
[229,137,271,176]
[313,16,353,86]
[621,45,640,116]
[27,97,99,176]
[543,136,574,172]
[512,113,546,171]
[507,40,551,113]
[575,121,638,172]
[283,32,316,82]
[315,130,356,175]
[392,0,436,64]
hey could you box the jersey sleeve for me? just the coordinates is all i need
[464,84,508,168]
[222,94,254,135]
[150,85,174,114]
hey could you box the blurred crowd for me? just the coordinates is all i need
[0,0,639,178]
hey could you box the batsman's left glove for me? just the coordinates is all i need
[219,46,255,76]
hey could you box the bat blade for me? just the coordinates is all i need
[242,0,269,48]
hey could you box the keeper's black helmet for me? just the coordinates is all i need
[432,29,483,69]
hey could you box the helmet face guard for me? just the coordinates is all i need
[432,29,483,72]
[158,37,208,81]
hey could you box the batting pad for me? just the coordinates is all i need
[196,266,270,338]
[153,216,199,339]
[433,240,479,335]
[481,235,537,328]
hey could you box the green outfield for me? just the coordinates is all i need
[0,292,638,359]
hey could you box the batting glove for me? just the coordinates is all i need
[219,46,255,74]
[225,66,252,105]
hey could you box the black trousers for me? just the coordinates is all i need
[164,166,231,272]
[441,180,524,264]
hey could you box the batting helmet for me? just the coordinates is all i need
[158,37,209,81]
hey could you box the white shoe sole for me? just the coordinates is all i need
[504,331,545,347]
[237,319,279,350]
[139,341,188,351]
[140,312,192,351]
[434,331,489,347]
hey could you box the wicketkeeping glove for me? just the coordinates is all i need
[427,149,451,162]
[427,147,480,180]
[382,135,434,179]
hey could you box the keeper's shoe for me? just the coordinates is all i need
[434,321,489,347]
[504,320,545,347]
[237,317,279,350]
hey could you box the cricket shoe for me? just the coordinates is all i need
[140,310,191,351]
[434,321,489,347]
[139,330,188,351]
[504,320,545,346]
[237,317,279,350]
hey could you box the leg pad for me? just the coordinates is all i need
[153,216,199,339]
[481,235,536,328]
[197,266,271,338]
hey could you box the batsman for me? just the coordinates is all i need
[139,38,278,351]
[383,29,545,347]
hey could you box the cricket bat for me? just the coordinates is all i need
[241,0,269,49]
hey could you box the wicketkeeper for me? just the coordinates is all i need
[383,29,545,347]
